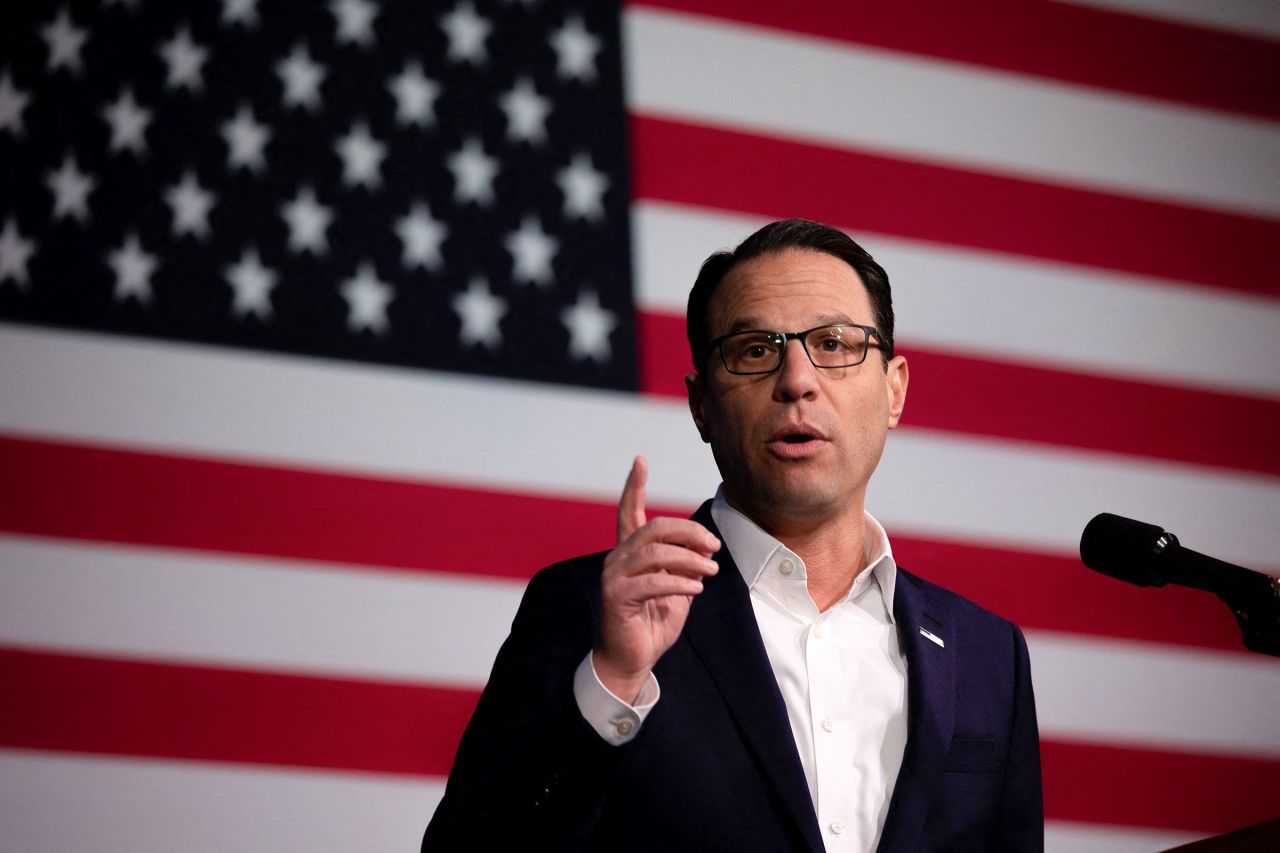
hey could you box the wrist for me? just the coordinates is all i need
[591,650,650,705]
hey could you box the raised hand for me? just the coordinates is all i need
[593,456,720,704]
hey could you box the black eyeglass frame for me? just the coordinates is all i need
[705,323,890,375]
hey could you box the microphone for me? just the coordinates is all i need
[1080,513,1280,657]
[1081,513,1250,591]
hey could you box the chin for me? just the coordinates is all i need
[757,483,844,518]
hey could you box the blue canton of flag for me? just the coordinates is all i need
[0,0,637,390]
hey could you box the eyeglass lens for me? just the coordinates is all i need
[720,325,868,373]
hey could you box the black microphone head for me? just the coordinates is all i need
[1080,513,1178,587]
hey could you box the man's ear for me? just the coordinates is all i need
[885,355,909,429]
[685,372,712,443]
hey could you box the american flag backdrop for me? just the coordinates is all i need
[1,0,1278,850]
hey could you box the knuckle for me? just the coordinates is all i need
[649,516,676,535]
[637,541,663,563]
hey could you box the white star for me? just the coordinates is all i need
[550,15,600,82]
[505,216,558,286]
[159,27,208,94]
[221,104,270,172]
[165,171,216,239]
[41,8,89,75]
[388,62,439,127]
[0,73,31,136]
[108,233,157,303]
[561,290,616,363]
[395,203,447,271]
[452,276,507,350]
[499,77,550,145]
[0,218,37,289]
[46,154,95,223]
[101,89,151,155]
[447,137,499,206]
[225,247,276,319]
[557,152,608,222]
[335,121,386,189]
[340,262,394,334]
[276,44,327,111]
[330,0,378,47]
[221,0,260,28]
[440,2,490,65]
[280,187,333,255]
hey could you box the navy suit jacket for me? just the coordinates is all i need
[424,503,1043,851]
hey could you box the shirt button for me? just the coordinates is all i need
[779,558,795,575]
[613,718,634,736]
[829,819,846,835]
[812,624,823,639]
[821,717,834,732]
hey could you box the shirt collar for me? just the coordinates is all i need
[710,485,898,621]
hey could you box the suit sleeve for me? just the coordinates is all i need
[998,621,1045,851]
[422,557,622,851]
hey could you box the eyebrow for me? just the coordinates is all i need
[722,313,856,335]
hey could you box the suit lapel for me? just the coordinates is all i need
[680,504,826,853]
[877,569,956,851]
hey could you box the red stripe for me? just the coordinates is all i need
[4,647,1277,832]
[630,115,1280,298]
[0,434,619,580]
[631,0,1280,121]
[0,647,475,778]
[1042,739,1280,833]
[0,434,1255,653]
[638,310,1280,477]
[892,535,1246,654]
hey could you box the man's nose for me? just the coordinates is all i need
[772,339,820,401]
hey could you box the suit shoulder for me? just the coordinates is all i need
[898,565,1023,635]
[501,550,612,646]
[529,549,609,589]
[513,550,610,620]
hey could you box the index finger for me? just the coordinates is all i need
[616,455,648,544]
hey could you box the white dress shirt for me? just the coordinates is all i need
[711,493,908,852]
[574,489,908,852]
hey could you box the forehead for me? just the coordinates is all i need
[709,249,871,332]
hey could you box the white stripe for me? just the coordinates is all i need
[0,750,444,853]
[634,202,1280,398]
[0,535,522,687]
[624,8,1280,217]
[4,323,1278,569]
[1026,630,1280,758]
[4,535,1278,758]
[0,751,1211,853]
[875,429,1280,570]
[1046,820,1202,853]
[1058,0,1280,39]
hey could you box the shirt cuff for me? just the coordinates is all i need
[572,652,660,746]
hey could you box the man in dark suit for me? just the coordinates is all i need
[424,219,1043,851]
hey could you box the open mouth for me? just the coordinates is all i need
[768,427,827,457]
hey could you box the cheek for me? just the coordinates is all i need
[703,394,757,454]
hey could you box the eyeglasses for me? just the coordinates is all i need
[707,323,886,375]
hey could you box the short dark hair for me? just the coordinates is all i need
[686,219,895,371]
